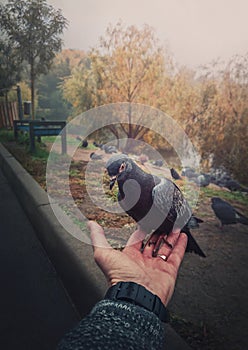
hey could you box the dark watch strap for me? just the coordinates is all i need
[104,281,170,322]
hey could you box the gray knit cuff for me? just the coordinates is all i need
[92,299,164,336]
[58,299,165,350]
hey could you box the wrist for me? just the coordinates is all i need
[104,281,170,322]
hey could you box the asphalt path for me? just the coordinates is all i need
[0,168,79,350]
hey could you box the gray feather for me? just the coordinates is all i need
[152,178,192,229]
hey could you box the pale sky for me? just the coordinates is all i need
[48,0,248,68]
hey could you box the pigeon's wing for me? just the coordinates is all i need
[211,200,237,224]
[214,200,234,215]
[152,178,191,227]
[152,178,206,257]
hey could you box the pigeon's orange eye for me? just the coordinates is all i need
[119,163,126,172]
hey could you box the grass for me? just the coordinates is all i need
[200,186,248,206]
[0,129,16,142]
[0,129,49,188]
[43,135,98,149]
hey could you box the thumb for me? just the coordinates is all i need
[87,221,112,251]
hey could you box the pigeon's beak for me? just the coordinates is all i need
[109,176,117,190]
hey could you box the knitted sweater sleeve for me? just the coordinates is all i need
[57,299,165,350]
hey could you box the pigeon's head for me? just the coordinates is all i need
[211,197,222,204]
[106,154,134,189]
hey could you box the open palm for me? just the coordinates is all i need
[88,221,188,306]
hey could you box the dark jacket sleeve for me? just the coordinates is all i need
[57,299,165,350]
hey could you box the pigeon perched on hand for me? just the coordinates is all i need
[211,197,248,228]
[106,154,206,257]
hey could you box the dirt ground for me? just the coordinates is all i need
[65,146,248,350]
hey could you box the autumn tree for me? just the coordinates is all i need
[0,37,22,102]
[0,0,68,119]
[211,56,248,183]
[62,22,171,148]
[189,56,248,184]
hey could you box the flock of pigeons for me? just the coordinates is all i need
[77,138,248,244]
[179,166,248,192]
[76,136,118,160]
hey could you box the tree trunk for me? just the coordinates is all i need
[4,92,10,126]
[30,61,35,120]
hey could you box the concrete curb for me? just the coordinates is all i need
[0,142,191,350]
[0,143,107,318]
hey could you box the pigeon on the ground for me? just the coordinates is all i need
[181,167,197,179]
[224,179,248,192]
[76,136,88,148]
[138,154,148,165]
[90,152,103,160]
[187,215,204,229]
[106,154,206,257]
[195,173,211,187]
[153,159,164,167]
[81,140,88,148]
[170,168,182,180]
[93,141,103,148]
[211,197,248,228]
[103,145,118,154]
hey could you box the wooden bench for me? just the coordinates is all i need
[13,120,67,154]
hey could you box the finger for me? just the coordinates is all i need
[126,227,147,248]
[87,221,112,250]
[167,232,188,268]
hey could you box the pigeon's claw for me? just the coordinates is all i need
[140,231,167,257]
[152,234,167,257]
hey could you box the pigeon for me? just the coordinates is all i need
[90,152,103,160]
[106,154,206,257]
[170,168,182,180]
[224,179,248,192]
[153,159,164,167]
[181,167,197,179]
[138,154,148,165]
[211,197,248,228]
[103,145,118,154]
[93,141,101,148]
[187,215,204,229]
[81,139,88,148]
[195,173,211,187]
[76,136,88,148]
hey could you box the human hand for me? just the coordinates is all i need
[88,221,188,306]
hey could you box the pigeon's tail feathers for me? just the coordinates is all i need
[182,227,206,258]
[235,211,248,225]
